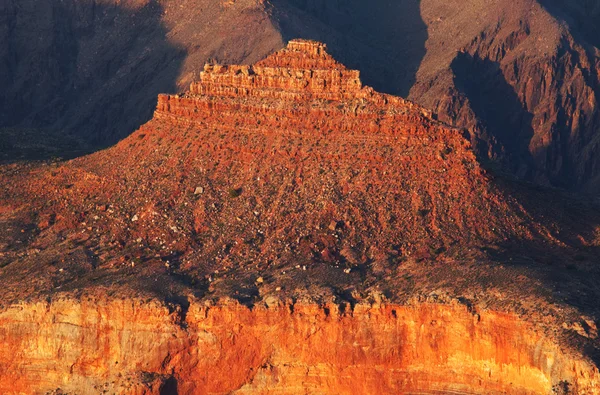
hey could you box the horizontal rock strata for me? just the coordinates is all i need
[0,298,597,394]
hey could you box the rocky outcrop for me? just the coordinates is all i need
[188,41,364,101]
[157,40,432,123]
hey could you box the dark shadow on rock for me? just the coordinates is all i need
[451,53,536,178]
[159,375,178,395]
[533,1,600,192]
[585,343,600,374]
[0,127,90,163]
[0,0,186,161]
[270,0,427,97]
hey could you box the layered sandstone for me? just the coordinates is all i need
[0,297,598,394]
[0,40,600,394]
[158,40,430,120]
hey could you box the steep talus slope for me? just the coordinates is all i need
[1,40,600,394]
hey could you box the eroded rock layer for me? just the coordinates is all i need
[0,298,598,394]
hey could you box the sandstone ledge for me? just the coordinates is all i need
[0,296,598,394]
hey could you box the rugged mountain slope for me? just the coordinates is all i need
[4,0,600,194]
[1,40,600,394]
[0,0,283,147]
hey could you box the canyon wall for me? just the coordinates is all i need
[0,0,283,147]
[0,297,598,394]
[273,0,600,193]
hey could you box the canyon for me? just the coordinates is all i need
[0,39,600,394]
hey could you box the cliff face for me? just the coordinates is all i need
[414,0,600,192]
[0,298,598,394]
[1,40,600,394]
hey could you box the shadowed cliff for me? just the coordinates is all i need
[451,52,536,179]
[411,0,600,193]
[0,0,284,160]
[0,0,185,158]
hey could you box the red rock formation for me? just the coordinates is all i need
[4,0,600,194]
[0,40,600,394]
